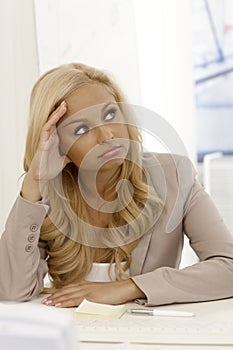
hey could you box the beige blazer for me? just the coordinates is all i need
[1,153,233,305]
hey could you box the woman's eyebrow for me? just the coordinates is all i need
[61,102,117,127]
[62,117,89,128]
[101,102,117,113]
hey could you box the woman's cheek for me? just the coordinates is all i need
[67,137,94,168]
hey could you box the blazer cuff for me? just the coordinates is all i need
[19,193,50,214]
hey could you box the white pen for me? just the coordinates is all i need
[127,309,195,317]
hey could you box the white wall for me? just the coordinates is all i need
[0,0,39,232]
[34,0,141,104]
[134,0,196,161]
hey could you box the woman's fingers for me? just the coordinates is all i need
[45,293,82,308]
[42,284,84,307]
[47,101,67,127]
[21,101,69,199]
[39,101,67,146]
[32,100,71,180]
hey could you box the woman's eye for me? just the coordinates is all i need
[74,125,89,135]
[104,108,117,121]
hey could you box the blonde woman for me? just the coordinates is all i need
[1,62,233,307]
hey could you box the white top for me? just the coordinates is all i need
[85,262,129,282]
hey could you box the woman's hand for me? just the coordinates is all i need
[41,279,145,308]
[21,101,71,202]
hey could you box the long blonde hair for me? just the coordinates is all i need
[24,62,162,290]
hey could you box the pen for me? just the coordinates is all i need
[127,309,195,317]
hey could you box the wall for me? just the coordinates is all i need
[134,0,196,161]
[34,0,141,104]
[0,0,39,232]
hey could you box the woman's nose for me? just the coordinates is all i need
[97,125,114,144]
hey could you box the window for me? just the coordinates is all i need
[192,0,233,161]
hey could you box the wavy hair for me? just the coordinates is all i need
[23,62,162,291]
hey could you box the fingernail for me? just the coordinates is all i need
[55,303,61,308]
[45,300,53,305]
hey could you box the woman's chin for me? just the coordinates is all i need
[99,157,125,171]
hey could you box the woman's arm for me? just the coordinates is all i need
[0,195,48,301]
[131,156,233,306]
[0,101,71,302]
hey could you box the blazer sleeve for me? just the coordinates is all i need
[132,156,233,306]
[0,195,49,301]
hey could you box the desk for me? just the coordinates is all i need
[1,297,233,349]
[76,298,233,349]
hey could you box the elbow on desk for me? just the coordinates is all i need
[0,281,42,302]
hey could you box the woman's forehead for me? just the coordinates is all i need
[64,84,116,120]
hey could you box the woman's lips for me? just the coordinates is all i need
[98,145,122,158]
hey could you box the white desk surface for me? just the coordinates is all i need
[76,297,233,350]
[1,296,233,349]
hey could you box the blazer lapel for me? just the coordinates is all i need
[130,229,153,276]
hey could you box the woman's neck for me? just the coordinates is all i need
[78,166,121,203]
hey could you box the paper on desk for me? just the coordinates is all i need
[74,299,126,319]
[90,343,133,350]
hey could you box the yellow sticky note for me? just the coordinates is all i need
[74,299,126,319]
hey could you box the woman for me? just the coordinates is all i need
[1,62,233,307]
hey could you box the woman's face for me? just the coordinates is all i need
[57,84,130,173]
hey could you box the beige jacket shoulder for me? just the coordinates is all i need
[1,153,233,305]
